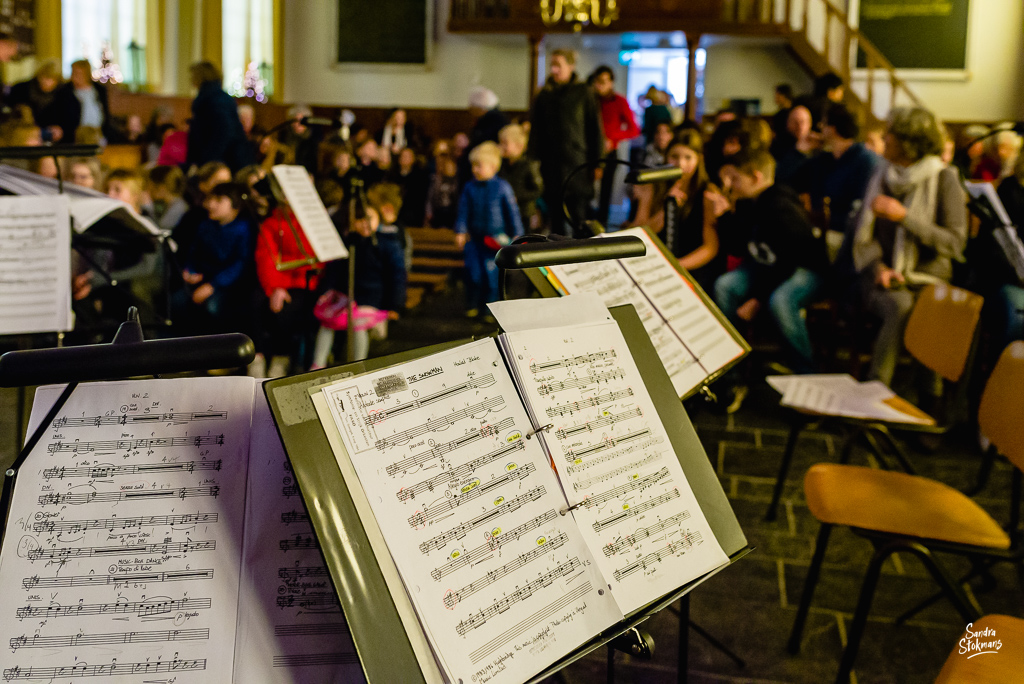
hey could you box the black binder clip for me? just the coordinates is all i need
[525,423,553,440]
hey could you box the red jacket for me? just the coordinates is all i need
[255,208,323,297]
[599,93,641,148]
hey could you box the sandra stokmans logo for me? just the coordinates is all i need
[959,622,1003,659]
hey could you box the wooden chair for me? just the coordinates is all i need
[787,341,1024,684]
[765,283,984,521]
[934,614,1024,683]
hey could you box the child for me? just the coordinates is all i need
[388,147,428,227]
[426,153,459,228]
[642,121,674,167]
[147,165,189,232]
[454,141,523,318]
[175,182,255,332]
[65,157,102,189]
[711,149,827,409]
[105,168,146,212]
[366,183,409,312]
[498,123,543,233]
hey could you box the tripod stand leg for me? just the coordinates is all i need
[678,594,689,684]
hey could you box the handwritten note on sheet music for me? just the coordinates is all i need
[232,393,364,683]
[0,377,255,683]
[0,195,72,335]
[502,321,729,614]
[271,165,348,263]
[321,340,620,684]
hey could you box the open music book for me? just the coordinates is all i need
[0,377,364,683]
[536,227,747,398]
[311,295,730,684]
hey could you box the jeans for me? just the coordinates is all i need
[464,239,499,311]
[862,285,916,385]
[714,266,823,373]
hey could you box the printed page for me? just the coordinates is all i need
[271,165,348,262]
[544,259,702,396]
[501,321,729,615]
[0,377,255,683]
[232,392,364,683]
[613,227,745,379]
[320,339,622,684]
[0,195,72,335]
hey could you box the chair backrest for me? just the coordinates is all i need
[903,283,984,382]
[978,341,1024,471]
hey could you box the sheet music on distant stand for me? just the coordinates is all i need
[0,377,362,683]
[540,227,746,398]
[0,195,72,335]
[271,165,348,262]
[314,294,728,684]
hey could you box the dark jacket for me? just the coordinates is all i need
[187,81,253,171]
[455,176,524,240]
[344,230,407,311]
[722,184,828,302]
[498,156,543,223]
[458,107,510,188]
[9,78,62,132]
[53,81,116,143]
[528,74,604,197]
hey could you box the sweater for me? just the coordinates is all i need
[455,177,524,240]
[599,93,640,148]
[185,216,254,291]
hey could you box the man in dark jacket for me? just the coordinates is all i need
[528,49,604,237]
[53,60,117,143]
[186,61,253,172]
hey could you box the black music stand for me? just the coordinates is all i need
[0,307,254,545]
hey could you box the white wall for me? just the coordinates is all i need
[701,40,812,115]
[282,0,531,110]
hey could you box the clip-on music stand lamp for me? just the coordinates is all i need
[0,306,254,545]
[494,236,749,683]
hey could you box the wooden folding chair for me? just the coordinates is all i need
[786,341,1024,684]
[765,283,984,521]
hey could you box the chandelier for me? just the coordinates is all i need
[540,0,619,30]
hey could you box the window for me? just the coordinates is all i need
[222,0,274,101]
[61,0,147,86]
[620,48,706,111]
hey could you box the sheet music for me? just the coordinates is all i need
[0,195,72,335]
[614,228,745,379]
[271,165,348,262]
[0,377,255,683]
[501,321,729,614]
[232,391,364,683]
[543,259,703,396]
[319,339,621,684]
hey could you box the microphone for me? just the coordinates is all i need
[625,164,684,184]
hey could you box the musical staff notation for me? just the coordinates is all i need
[272,653,359,667]
[612,532,703,581]
[364,375,497,425]
[443,533,568,609]
[42,460,222,480]
[386,418,515,476]
[430,509,559,581]
[22,568,214,590]
[455,557,581,635]
[573,454,659,490]
[15,596,212,620]
[554,407,642,441]
[46,434,225,454]
[279,535,318,552]
[544,388,635,419]
[26,540,216,561]
[563,428,652,461]
[529,350,617,374]
[407,463,537,528]
[33,512,219,535]
[274,595,340,611]
[536,369,625,397]
[592,489,680,532]
[566,443,662,475]
[2,658,206,680]
[374,396,507,450]
[38,486,220,506]
[602,512,691,557]
[53,411,228,429]
[274,622,350,637]
[277,566,329,582]
[396,440,525,501]
[280,510,309,525]
[418,486,546,553]
[9,627,209,650]
[580,467,670,509]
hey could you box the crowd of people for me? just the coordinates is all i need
[7,51,1024,405]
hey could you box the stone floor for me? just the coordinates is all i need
[0,280,1020,684]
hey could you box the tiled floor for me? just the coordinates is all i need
[1,282,1020,684]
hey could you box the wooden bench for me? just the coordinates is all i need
[404,227,465,310]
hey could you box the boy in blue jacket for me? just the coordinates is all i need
[455,141,524,317]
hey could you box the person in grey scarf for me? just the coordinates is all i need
[853,106,967,386]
